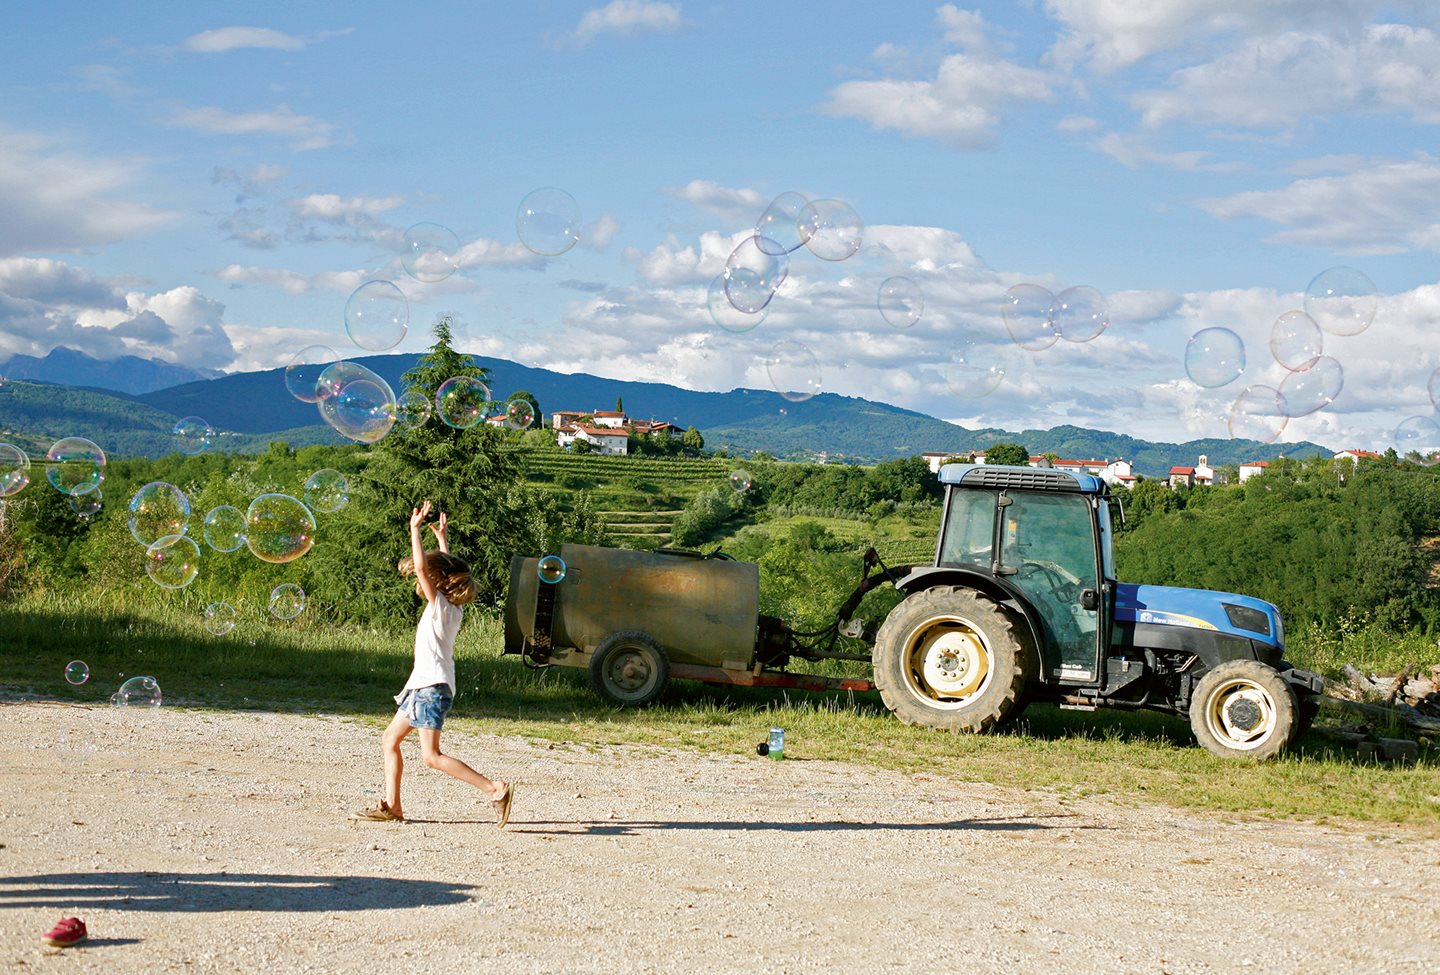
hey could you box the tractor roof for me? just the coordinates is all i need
[938,463,1107,495]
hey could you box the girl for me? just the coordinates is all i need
[353,501,514,827]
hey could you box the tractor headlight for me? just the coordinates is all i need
[1222,602,1272,637]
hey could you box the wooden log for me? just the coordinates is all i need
[1325,695,1440,733]
[1342,664,1383,696]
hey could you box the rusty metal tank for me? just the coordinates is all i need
[504,543,760,669]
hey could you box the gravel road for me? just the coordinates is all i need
[2,699,1437,974]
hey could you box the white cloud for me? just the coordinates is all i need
[290,193,405,221]
[583,213,621,248]
[1093,132,1242,172]
[638,231,751,286]
[169,104,338,150]
[566,1,683,47]
[215,265,368,295]
[1198,155,1440,254]
[0,130,174,257]
[1057,115,1100,133]
[0,258,127,310]
[182,26,306,53]
[665,180,768,218]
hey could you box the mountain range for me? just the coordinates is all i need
[0,347,1330,475]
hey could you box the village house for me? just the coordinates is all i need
[1335,449,1384,463]
[1238,460,1269,482]
[548,407,683,456]
[923,450,1135,486]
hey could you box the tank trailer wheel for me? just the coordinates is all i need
[872,586,1029,733]
[589,630,670,707]
[1189,660,1300,761]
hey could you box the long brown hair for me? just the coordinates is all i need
[398,551,476,606]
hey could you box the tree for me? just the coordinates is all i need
[681,426,705,455]
[985,442,1029,466]
[615,394,624,413]
[570,437,595,454]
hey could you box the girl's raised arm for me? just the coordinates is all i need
[410,501,437,603]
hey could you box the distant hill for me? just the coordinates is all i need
[0,347,219,395]
[0,351,1333,475]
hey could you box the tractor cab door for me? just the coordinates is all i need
[997,490,1103,683]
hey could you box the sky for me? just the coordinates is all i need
[4,1,1440,453]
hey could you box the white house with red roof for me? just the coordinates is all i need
[1335,449,1384,462]
[556,423,630,455]
[1238,460,1269,482]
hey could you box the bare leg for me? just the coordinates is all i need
[382,710,414,817]
[417,728,506,800]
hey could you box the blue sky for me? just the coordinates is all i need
[5,1,1440,452]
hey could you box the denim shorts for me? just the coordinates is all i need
[396,684,453,730]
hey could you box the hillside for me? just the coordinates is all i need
[0,351,1333,474]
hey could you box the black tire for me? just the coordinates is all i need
[1189,660,1299,761]
[589,630,670,707]
[872,586,1030,732]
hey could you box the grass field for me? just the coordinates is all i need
[7,594,1437,833]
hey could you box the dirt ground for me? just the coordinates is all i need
[2,698,1438,974]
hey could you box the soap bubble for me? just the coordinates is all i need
[729,469,752,492]
[396,387,433,432]
[503,396,535,431]
[707,273,768,333]
[1054,286,1109,343]
[145,534,201,590]
[754,192,808,255]
[1427,368,1440,413]
[344,280,409,352]
[203,505,247,552]
[111,675,162,708]
[269,583,307,620]
[173,416,214,455]
[797,199,863,261]
[65,660,90,685]
[128,481,191,546]
[1186,327,1246,388]
[402,222,462,283]
[0,443,30,497]
[1270,311,1323,372]
[436,376,491,429]
[1395,415,1440,462]
[69,490,102,520]
[765,340,822,403]
[537,554,567,584]
[316,361,397,444]
[245,493,315,564]
[45,437,106,496]
[304,468,349,513]
[204,601,237,636]
[1277,355,1343,417]
[284,345,339,403]
[877,277,923,329]
[724,236,788,314]
[1001,285,1059,352]
[1228,385,1289,443]
[943,340,1008,400]
[516,187,581,256]
[1305,266,1377,337]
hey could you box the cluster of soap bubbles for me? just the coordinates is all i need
[0,437,108,507]
[1182,266,1376,443]
[60,663,162,708]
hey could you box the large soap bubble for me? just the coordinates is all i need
[204,601,238,636]
[402,222,462,283]
[284,345,339,403]
[707,273,768,333]
[145,534,201,590]
[798,199,863,261]
[1305,266,1377,337]
[173,416,214,455]
[69,490,102,520]
[516,187,581,256]
[396,387,433,432]
[877,277,923,329]
[724,236,788,314]
[1001,285,1059,352]
[0,443,30,497]
[1054,286,1109,343]
[203,505,247,552]
[765,340,822,403]
[503,395,535,431]
[943,340,1008,400]
[304,468,349,513]
[1395,415,1440,462]
[537,554,567,584]
[436,376,491,429]
[269,583,307,620]
[1228,385,1289,443]
[245,493,316,564]
[344,280,409,352]
[754,192,809,255]
[1186,327,1246,388]
[111,675,162,708]
[46,438,106,496]
[128,481,191,547]
[729,469,752,493]
[65,660,90,685]
[316,361,397,444]
[1277,355,1343,417]
[1269,311,1322,372]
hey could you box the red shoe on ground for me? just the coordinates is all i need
[42,917,87,947]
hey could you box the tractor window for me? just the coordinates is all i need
[1000,492,1100,676]
[938,489,997,569]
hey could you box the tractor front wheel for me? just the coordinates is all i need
[872,586,1030,733]
[589,630,670,707]
[1189,660,1299,760]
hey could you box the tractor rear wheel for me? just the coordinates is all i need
[589,630,669,707]
[872,586,1030,732]
[1189,660,1299,760]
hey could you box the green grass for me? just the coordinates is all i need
[6,594,1438,832]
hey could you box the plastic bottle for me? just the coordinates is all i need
[767,727,785,760]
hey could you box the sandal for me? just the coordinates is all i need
[351,800,403,822]
[492,781,514,829]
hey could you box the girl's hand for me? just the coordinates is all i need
[410,500,432,530]
[429,510,450,552]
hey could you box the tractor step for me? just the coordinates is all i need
[1057,698,1098,711]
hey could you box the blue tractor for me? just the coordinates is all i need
[868,464,1324,760]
